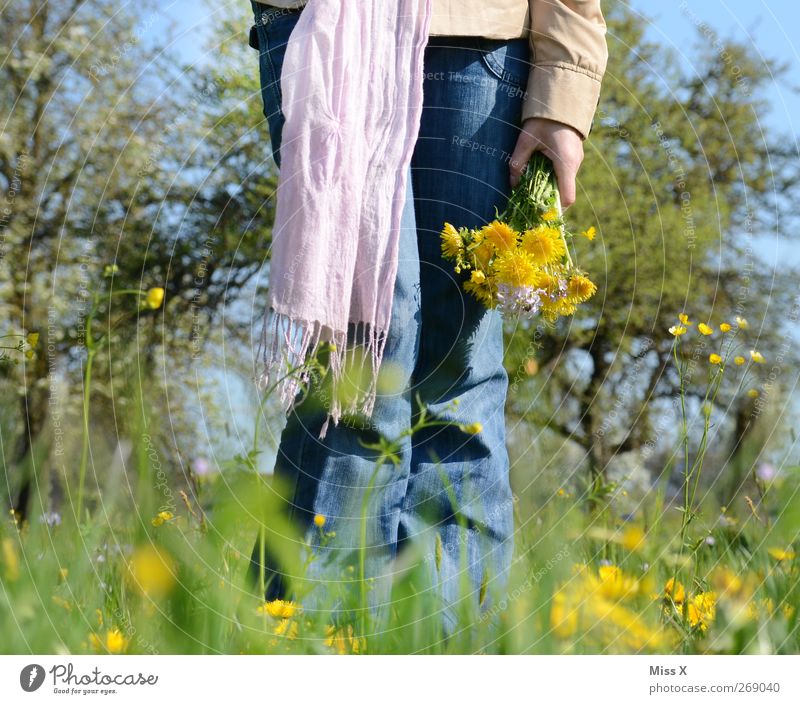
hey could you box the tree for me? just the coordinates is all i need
[504,1,800,504]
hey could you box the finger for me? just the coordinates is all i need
[508,133,540,188]
[548,151,577,209]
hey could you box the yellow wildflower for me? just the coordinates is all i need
[492,249,540,287]
[709,353,722,365]
[747,388,759,398]
[767,547,795,561]
[1,538,19,581]
[273,618,299,639]
[89,629,128,654]
[580,226,596,241]
[687,591,716,632]
[698,323,713,335]
[440,223,463,259]
[258,599,298,619]
[678,313,692,326]
[541,207,559,222]
[460,421,483,435]
[145,287,165,310]
[734,356,745,365]
[151,510,173,527]
[313,514,326,528]
[463,279,494,308]
[668,325,687,337]
[550,591,579,638]
[520,225,565,265]
[566,274,597,304]
[325,624,366,654]
[470,269,486,284]
[720,322,732,332]
[593,565,639,600]
[664,577,685,603]
[621,525,646,552]
[735,316,748,329]
[26,331,40,347]
[481,220,518,253]
[127,544,176,599]
[749,350,765,363]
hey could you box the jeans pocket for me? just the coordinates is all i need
[476,37,529,90]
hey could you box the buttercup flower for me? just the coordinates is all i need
[669,325,687,337]
[678,313,692,326]
[735,316,748,329]
[709,353,722,365]
[749,350,765,363]
[697,323,713,335]
[145,287,165,309]
[719,322,732,332]
[747,388,759,398]
[734,356,745,366]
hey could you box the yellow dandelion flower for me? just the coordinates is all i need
[440,222,463,260]
[749,350,765,363]
[669,325,687,337]
[463,279,494,308]
[480,220,517,253]
[258,599,298,619]
[151,510,173,527]
[735,316,748,329]
[313,514,326,528]
[767,547,795,561]
[273,618,299,639]
[720,322,732,332]
[90,629,128,654]
[621,525,646,552]
[542,207,559,222]
[678,313,693,326]
[580,226,596,241]
[698,323,713,335]
[664,577,685,603]
[492,249,540,287]
[520,225,566,265]
[709,353,722,365]
[145,287,165,310]
[734,356,745,365]
[127,544,176,599]
[566,274,597,304]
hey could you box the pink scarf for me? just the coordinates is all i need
[255,0,432,438]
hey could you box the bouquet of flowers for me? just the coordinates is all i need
[440,152,597,323]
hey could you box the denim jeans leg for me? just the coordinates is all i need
[399,36,530,631]
[245,3,422,619]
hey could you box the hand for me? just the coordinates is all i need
[509,117,584,208]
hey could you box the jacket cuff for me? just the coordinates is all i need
[521,63,603,140]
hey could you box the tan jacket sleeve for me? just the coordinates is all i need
[523,0,609,139]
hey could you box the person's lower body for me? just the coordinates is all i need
[246,2,529,637]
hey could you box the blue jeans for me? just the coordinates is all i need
[247,2,529,633]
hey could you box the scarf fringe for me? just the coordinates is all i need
[255,305,389,440]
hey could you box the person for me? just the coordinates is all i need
[246,0,608,635]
